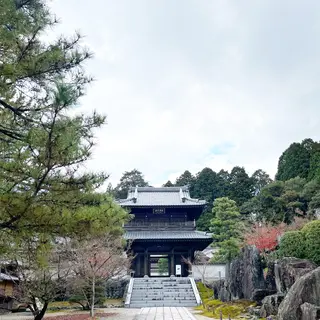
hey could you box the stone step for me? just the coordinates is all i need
[132,287,193,291]
[134,280,191,284]
[131,294,196,299]
[132,284,193,288]
[129,301,198,308]
[131,298,197,302]
[131,292,195,296]
[126,277,199,308]
[131,293,194,299]
[135,279,190,284]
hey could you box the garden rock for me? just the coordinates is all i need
[228,246,269,301]
[260,293,285,317]
[274,257,316,293]
[277,267,320,320]
[209,279,225,300]
[265,262,277,292]
[301,302,320,320]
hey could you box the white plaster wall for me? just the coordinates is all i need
[192,264,226,281]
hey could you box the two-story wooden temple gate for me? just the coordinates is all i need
[118,186,212,278]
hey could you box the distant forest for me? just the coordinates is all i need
[110,138,320,230]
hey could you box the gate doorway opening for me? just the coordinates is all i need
[149,254,169,276]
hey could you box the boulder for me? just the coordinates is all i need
[274,257,316,293]
[260,293,285,317]
[277,267,320,320]
[208,279,224,300]
[219,285,231,302]
[265,262,277,292]
[229,256,244,300]
[301,302,320,320]
[228,246,270,301]
[248,305,261,316]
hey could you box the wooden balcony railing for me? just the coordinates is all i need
[124,220,196,230]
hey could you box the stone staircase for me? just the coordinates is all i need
[125,277,200,308]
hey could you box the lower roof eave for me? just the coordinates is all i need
[125,238,212,242]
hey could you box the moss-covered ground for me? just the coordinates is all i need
[195,282,257,319]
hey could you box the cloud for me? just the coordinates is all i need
[49,0,320,187]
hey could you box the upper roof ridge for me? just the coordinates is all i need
[128,186,189,192]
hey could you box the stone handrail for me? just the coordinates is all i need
[124,278,134,307]
[189,277,202,305]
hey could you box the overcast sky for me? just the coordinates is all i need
[50,0,320,187]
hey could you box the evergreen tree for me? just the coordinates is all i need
[0,0,129,255]
[241,177,320,223]
[228,166,254,206]
[309,141,320,181]
[192,168,220,203]
[175,170,195,187]
[216,169,231,197]
[276,139,315,181]
[0,0,92,141]
[157,258,169,275]
[114,169,149,199]
[251,169,273,195]
[163,180,174,187]
[210,198,243,265]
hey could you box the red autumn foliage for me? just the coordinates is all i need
[245,218,308,252]
[45,313,116,319]
[245,223,285,252]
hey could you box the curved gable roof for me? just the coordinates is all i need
[117,186,206,207]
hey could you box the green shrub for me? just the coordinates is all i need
[278,220,320,266]
[301,220,320,265]
[278,231,305,259]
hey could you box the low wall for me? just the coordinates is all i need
[192,264,226,281]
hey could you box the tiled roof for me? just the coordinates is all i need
[124,230,212,241]
[0,273,19,281]
[117,186,206,207]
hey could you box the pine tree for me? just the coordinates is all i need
[210,198,243,265]
[0,0,129,254]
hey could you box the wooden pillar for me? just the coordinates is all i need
[144,249,148,276]
[187,248,194,276]
[136,253,141,277]
[188,248,193,260]
[170,249,175,276]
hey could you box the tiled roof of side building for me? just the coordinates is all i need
[124,230,212,240]
[0,273,19,281]
[117,186,206,207]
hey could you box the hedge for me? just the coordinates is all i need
[279,220,320,265]
[301,220,320,265]
[278,231,306,260]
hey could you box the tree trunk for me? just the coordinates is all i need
[34,301,48,320]
[90,276,95,318]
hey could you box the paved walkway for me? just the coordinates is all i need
[133,307,196,320]
[0,307,202,320]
